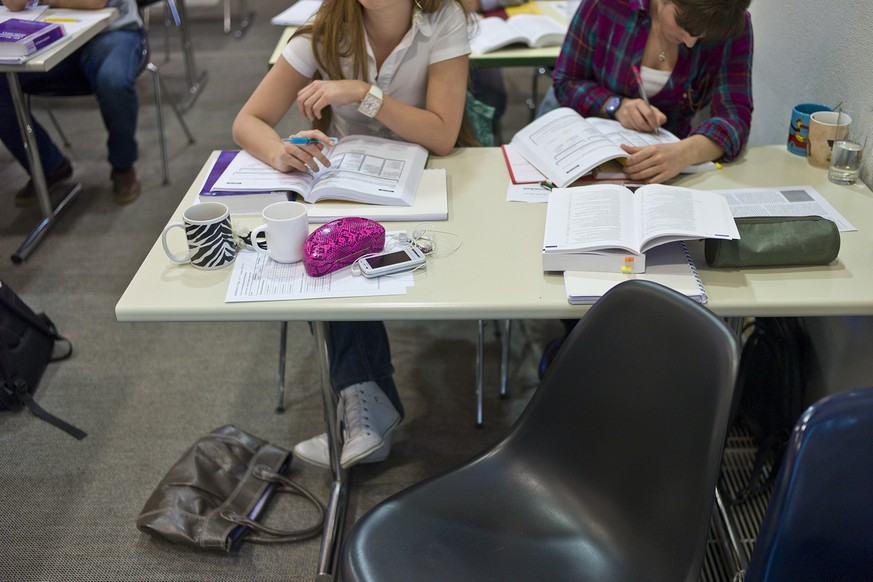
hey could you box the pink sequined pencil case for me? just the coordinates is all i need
[303,217,385,277]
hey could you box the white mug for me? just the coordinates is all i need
[161,202,236,269]
[250,201,309,263]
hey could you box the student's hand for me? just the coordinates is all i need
[616,98,666,134]
[273,130,333,173]
[297,80,370,122]
[620,142,689,183]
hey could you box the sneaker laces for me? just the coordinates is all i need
[342,388,373,440]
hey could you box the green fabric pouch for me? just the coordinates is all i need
[704,216,840,268]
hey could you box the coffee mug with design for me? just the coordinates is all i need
[250,201,309,264]
[787,103,830,156]
[161,202,237,269]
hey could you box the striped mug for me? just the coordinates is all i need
[161,202,237,269]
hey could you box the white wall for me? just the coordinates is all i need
[747,1,873,187]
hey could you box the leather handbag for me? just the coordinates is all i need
[136,425,325,551]
[303,217,385,277]
[705,216,840,268]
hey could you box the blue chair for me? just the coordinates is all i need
[742,386,873,582]
[342,280,740,582]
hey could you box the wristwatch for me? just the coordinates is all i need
[358,84,383,118]
[605,96,622,119]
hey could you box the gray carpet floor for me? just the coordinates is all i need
[0,4,560,579]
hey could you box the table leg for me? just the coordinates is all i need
[313,321,347,581]
[7,72,82,264]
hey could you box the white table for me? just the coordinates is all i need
[1,8,116,264]
[116,145,873,579]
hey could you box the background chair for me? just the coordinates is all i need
[741,386,873,582]
[31,35,195,186]
[342,279,740,582]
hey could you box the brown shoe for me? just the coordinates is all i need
[14,158,74,208]
[111,166,141,205]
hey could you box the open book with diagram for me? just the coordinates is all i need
[511,107,715,188]
[210,135,428,206]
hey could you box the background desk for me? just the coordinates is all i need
[1,8,116,264]
[116,144,873,580]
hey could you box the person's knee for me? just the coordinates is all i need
[536,86,560,118]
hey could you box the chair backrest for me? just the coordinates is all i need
[503,279,739,581]
[744,386,873,582]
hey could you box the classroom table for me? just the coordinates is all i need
[267,1,565,70]
[2,7,116,264]
[116,145,873,580]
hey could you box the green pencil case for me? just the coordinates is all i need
[705,216,840,268]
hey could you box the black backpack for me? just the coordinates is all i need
[0,280,86,439]
[728,317,808,504]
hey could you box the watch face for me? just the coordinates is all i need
[359,95,381,117]
[606,97,621,118]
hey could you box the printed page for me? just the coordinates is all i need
[271,0,321,25]
[211,149,315,194]
[306,135,427,205]
[505,14,566,47]
[509,108,626,188]
[469,15,526,54]
[710,185,856,232]
[226,249,412,303]
[636,184,740,252]
[543,184,640,254]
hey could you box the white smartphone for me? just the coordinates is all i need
[359,246,426,278]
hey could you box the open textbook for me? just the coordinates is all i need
[543,183,739,259]
[470,13,566,54]
[510,107,715,188]
[211,135,428,206]
[271,0,321,25]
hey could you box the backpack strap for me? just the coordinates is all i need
[2,378,87,440]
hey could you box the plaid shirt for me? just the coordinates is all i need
[553,0,753,161]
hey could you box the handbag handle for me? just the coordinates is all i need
[220,465,326,544]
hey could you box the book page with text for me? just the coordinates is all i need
[636,184,739,252]
[543,184,640,254]
[510,108,627,188]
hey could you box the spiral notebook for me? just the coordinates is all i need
[563,241,707,305]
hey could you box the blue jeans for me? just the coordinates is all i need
[0,28,143,175]
[329,321,403,419]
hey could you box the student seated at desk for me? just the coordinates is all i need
[549,0,753,183]
[232,0,473,468]
[0,0,145,205]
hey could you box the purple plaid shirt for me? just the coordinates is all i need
[553,0,753,161]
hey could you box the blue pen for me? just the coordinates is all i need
[283,136,338,146]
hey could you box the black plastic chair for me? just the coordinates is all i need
[342,279,740,582]
[30,34,194,185]
[742,386,873,582]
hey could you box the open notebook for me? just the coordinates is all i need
[563,241,707,305]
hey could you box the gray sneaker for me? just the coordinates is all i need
[293,381,400,469]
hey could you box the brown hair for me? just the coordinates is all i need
[666,0,751,42]
[293,0,477,145]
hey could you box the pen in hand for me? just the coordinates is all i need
[631,66,660,135]
[282,136,339,146]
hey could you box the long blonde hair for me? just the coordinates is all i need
[294,0,478,145]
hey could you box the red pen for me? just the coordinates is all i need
[632,65,660,135]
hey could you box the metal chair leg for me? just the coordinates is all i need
[500,319,511,398]
[276,321,288,413]
[146,61,196,186]
[476,319,485,428]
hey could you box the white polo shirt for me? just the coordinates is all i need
[282,0,471,140]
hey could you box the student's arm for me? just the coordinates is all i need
[232,58,333,174]
[620,134,723,183]
[373,54,468,156]
[296,54,469,156]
